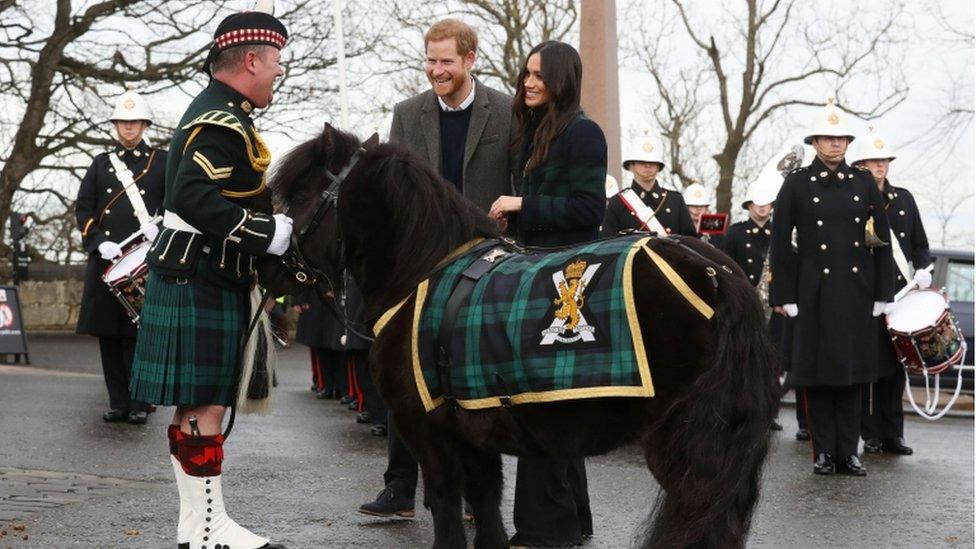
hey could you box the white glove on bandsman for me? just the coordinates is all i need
[913,269,932,290]
[140,221,160,242]
[783,303,798,318]
[266,213,294,256]
[98,241,123,260]
[872,302,889,317]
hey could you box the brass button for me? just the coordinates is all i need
[104,209,110,215]
[746,243,751,248]
[854,241,860,247]
[899,210,905,216]
[852,266,858,273]
[823,268,830,274]
[900,232,905,237]
[817,220,823,226]
[747,258,753,263]
[810,176,817,182]
[853,195,860,202]
[854,217,861,223]
[820,244,827,250]
[104,230,110,236]
[140,190,146,195]
[813,197,820,203]
[665,208,671,213]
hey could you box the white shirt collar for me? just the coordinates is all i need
[438,79,476,112]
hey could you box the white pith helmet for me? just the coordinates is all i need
[803,97,853,145]
[852,126,896,164]
[682,183,710,206]
[741,171,780,210]
[622,131,665,170]
[110,86,153,126]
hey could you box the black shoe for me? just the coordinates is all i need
[339,394,356,405]
[347,399,359,410]
[315,389,331,400]
[127,410,148,424]
[356,411,372,424]
[370,424,387,437]
[863,438,883,454]
[813,453,835,475]
[770,421,783,431]
[103,409,128,422]
[882,437,914,455]
[795,428,810,441]
[358,487,415,518]
[838,455,867,476]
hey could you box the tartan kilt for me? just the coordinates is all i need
[130,272,247,406]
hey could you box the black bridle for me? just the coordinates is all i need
[279,147,363,288]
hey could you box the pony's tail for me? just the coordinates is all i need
[641,271,780,548]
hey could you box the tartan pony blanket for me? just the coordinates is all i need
[374,234,712,412]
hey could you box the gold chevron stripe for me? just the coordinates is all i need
[192,151,233,180]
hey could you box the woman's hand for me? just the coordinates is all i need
[489,195,522,220]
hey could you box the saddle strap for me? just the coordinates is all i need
[436,240,514,404]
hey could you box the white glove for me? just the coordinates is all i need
[98,241,123,260]
[913,269,932,289]
[872,301,888,317]
[883,302,898,316]
[140,221,159,242]
[783,303,798,318]
[266,213,294,256]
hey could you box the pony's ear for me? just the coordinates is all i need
[362,132,380,150]
[320,122,335,154]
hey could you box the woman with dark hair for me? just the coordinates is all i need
[489,40,606,547]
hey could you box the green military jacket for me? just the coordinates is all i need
[148,79,276,289]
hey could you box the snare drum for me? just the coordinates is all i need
[885,288,965,375]
[102,241,151,324]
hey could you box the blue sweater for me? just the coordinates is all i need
[439,106,473,194]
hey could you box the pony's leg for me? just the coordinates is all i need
[418,440,467,549]
[459,446,507,549]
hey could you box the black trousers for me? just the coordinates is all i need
[861,372,905,441]
[313,348,348,396]
[384,420,419,496]
[351,351,387,425]
[512,458,592,545]
[98,336,148,412]
[796,388,808,429]
[804,385,862,457]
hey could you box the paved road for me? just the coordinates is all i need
[0,333,972,548]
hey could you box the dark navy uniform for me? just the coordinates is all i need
[861,181,930,447]
[722,219,772,286]
[601,181,698,237]
[75,140,165,413]
[769,157,895,460]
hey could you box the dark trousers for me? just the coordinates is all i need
[861,372,905,441]
[512,458,592,545]
[796,388,808,429]
[312,348,348,396]
[352,351,386,425]
[804,385,861,457]
[98,336,148,412]
[384,420,419,497]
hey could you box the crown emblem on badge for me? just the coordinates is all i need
[642,142,654,152]
[873,138,885,149]
[564,259,587,280]
[123,98,135,110]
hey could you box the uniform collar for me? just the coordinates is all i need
[209,78,256,118]
[747,217,772,234]
[810,156,852,187]
[114,139,150,159]
[630,180,662,198]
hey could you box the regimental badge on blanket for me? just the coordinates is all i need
[541,259,602,345]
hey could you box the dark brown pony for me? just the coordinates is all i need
[261,124,780,549]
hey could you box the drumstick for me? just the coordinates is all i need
[117,214,162,249]
[894,264,935,302]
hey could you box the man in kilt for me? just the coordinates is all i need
[129,7,292,549]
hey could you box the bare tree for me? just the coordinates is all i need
[914,175,974,249]
[624,0,910,212]
[0,0,375,264]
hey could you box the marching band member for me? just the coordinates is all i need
[600,133,697,237]
[769,99,894,477]
[75,87,165,425]
[853,127,931,456]
[723,181,776,287]
[682,182,724,246]
[128,7,292,548]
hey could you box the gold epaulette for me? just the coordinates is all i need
[181,110,271,176]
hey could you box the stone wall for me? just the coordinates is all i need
[18,280,83,331]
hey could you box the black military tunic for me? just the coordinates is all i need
[883,181,931,288]
[75,141,166,338]
[769,157,895,387]
[722,219,772,286]
[601,181,698,237]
